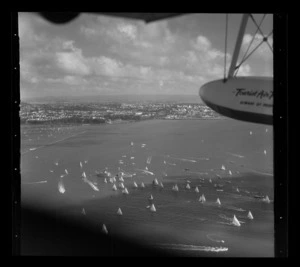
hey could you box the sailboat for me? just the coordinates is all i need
[186,183,191,189]
[150,204,156,212]
[58,180,65,194]
[81,208,86,215]
[119,182,125,189]
[229,170,232,176]
[133,181,138,188]
[172,184,179,192]
[153,178,159,186]
[112,184,117,191]
[65,169,69,175]
[122,188,129,194]
[149,194,154,200]
[141,182,145,188]
[104,178,107,183]
[160,182,164,188]
[199,194,206,203]
[232,215,241,226]
[247,211,254,219]
[102,224,108,234]
[195,186,199,193]
[117,208,123,216]
[221,165,226,171]
[216,198,221,205]
[262,195,271,203]
[80,161,83,169]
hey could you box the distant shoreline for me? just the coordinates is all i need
[20,117,224,127]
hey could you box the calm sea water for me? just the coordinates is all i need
[21,118,274,257]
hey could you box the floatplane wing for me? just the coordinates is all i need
[199,14,273,125]
[39,13,273,125]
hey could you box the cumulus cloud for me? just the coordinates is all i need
[20,13,271,97]
[56,51,91,76]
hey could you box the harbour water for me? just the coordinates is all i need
[20,118,274,257]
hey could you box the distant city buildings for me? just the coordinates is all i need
[20,101,221,125]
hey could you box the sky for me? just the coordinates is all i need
[19,13,273,100]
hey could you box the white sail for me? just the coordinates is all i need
[195,186,199,193]
[131,141,134,146]
[141,182,145,188]
[150,204,156,212]
[232,215,241,226]
[58,180,65,194]
[186,183,191,189]
[65,169,69,175]
[145,166,148,170]
[229,170,232,176]
[112,184,117,191]
[102,224,108,234]
[264,150,267,155]
[104,178,107,183]
[109,178,114,183]
[82,208,86,215]
[117,208,123,216]
[216,198,221,205]
[133,181,138,188]
[82,172,86,179]
[199,194,206,203]
[149,194,154,200]
[262,195,271,203]
[122,188,129,194]
[153,178,159,185]
[80,161,83,168]
[160,182,164,188]
[247,211,254,219]
[236,187,240,193]
[119,182,125,189]
[172,184,179,192]
[119,176,124,182]
[221,165,226,171]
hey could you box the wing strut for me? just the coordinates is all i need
[227,14,249,79]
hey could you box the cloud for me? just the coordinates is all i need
[56,50,90,76]
[117,23,137,40]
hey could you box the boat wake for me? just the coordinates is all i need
[156,243,228,252]
[22,180,47,185]
[227,152,245,158]
[206,234,225,243]
[225,206,246,212]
